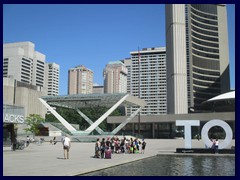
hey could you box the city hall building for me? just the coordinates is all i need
[107,91,235,139]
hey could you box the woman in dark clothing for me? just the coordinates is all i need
[141,139,146,154]
[105,137,111,150]
[100,138,106,159]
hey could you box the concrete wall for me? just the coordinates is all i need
[3,77,47,118]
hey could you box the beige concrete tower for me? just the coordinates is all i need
[166,4,188,114]
[68,65,93,95]
[103,61,128,94]
[166,4,230,113]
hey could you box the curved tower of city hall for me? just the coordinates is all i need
[166,4,230,114]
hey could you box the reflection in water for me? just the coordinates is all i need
[81,155,235,176]
[183,157,193,175]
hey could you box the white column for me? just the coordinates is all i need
[85,94,129,134]
[75,108,104,134]
[39,98,77,132]
[111,107,141,135]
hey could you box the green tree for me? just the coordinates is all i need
[24,114,45,138]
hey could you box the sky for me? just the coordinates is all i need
[3,4,235,95]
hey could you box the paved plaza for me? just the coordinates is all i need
[3,139,235,176]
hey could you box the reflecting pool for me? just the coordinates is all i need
[81,155,235,176]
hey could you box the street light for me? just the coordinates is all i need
[138,47,141,135]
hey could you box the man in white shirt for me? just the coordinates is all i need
[62,136,71,159]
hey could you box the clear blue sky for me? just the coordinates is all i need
[3,4,235,95]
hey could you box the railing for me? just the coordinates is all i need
[49,122,71,136]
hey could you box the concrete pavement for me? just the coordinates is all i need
[3,139,235,176]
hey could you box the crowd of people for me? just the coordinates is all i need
[94,136,146,159]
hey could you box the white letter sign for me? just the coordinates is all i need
[201,119,233,149]
[176,120,200,149]
[176,119,233,149]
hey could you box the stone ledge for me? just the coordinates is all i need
[176,148,235,154]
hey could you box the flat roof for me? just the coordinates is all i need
[107,112,235,123]
[41,93,146,109]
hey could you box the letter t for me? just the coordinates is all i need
[176,120,200,149]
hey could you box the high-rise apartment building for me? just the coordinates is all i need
[166,4,230,114]
[126,47,167,115]
[103,61,128,94]
[68,65,93,95]
[3,42,46,88]
[46,63,60,96]
[3,41,60,96]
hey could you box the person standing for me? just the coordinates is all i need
[141,139,146,154]
[53,137,57,145]
[12,137,17,151]
[26,136,30,147]
[211,138,216,149]
[62,136,71,159]
[215,139,219,154]
[94,138,101,158]
[100,138,106,159]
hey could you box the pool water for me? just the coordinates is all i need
[81,155,235,176]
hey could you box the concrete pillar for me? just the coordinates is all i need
[132,123,135,134]
[152,123,155,139]
[169,123,172,138]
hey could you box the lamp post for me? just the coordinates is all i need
[138,47,141,135]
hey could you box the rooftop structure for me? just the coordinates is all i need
[201,91,235,112]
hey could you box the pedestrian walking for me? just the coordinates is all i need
[62,136,71,159]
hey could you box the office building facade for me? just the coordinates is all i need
[68,65,93,95]
[46,63,60,96]
[3,41,60,96]
[3,42,46,88]
[166,4,230,114]
[103,61,128,94]
[126,47,167,115]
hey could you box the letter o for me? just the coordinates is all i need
[201,119,233,149]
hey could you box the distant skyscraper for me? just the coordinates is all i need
[103,61,128,94]
[126,47,167,115]
[166,4,230,114]
[3,41,60,95]
[68,65,93,95]
[93,85,104,94]
[46,63,60,96]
